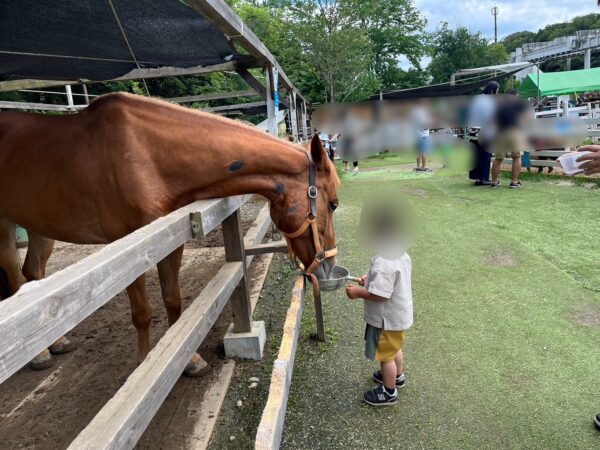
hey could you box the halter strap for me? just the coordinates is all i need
[280,152,337,284]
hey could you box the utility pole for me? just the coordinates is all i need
[491,6,499,44]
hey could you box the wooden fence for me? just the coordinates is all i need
[0,194,274,449]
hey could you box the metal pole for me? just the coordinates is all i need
[65,85,74,109]
[491,7,499,44]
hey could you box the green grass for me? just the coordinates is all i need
[282,162,600,449]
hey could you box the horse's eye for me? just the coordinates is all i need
[329,202,338,211]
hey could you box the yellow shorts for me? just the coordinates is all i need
[365,324,406,363]
[493,129,526,160]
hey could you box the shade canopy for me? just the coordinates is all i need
[519,67,600,97]
[0,0,243,81]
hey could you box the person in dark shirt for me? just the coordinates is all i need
[490,90,532,188]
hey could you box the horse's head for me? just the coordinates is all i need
[271,135,339,280]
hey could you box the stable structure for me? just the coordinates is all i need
[509,29,600,78]
[0,2,316,448]
[0,0,312,140]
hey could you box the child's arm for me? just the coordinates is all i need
[345,285,389,302]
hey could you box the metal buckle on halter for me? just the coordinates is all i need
[308,185,318,199]
[314,250,326,263]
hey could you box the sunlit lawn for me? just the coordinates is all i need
[282,153,600,449]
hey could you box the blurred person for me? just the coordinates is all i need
[343,160,359,175]
[468,81,499,186]
[413,99,432,172]
[490,89,532,188]
[345,194,414,406]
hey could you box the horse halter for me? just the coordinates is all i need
[280,152,337,279]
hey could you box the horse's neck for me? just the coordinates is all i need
[158,127,306,208]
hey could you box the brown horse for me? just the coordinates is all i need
[0,92,339,372]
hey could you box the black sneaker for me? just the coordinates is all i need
[594,413,600,430]
[363,384,397,406]
[509,181,523,188]
[474,180,491,186]
[373,370,406,388]
[490,181,501,188]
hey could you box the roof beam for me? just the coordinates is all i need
[166,89,257,104]
[0,61,245,93]
[0,100,85,111]
[187,0,308,105]
[205,100,266,113]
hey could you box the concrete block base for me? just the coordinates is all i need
[223,321,266,360]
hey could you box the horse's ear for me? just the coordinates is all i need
[309,134,328,170]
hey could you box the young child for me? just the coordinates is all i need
[345,206,413,406]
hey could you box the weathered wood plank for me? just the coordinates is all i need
[167,89,257,104]
[0,62,241,93]
[502,158,560,167]
[204,101,266,113]
[243,203,272,264]
[0,100,85,111]
[68,262,244,450]
[532,150,568,157]
[255,275,305,450]
[245,240,289,256]
[186,360,236,449]
[222,210,252,333]
[0,196,246,384]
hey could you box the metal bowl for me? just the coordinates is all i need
[317,265,351,292]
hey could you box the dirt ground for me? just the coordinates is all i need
[0,197,272,450]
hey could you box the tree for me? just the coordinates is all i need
[428,23,508,84]
[501,31,536,53]
[346,0,428,91]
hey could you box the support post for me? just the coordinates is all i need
[301,101,308,140]
[65,84,74,109]
[222,210,252,333]
[265,66,277,137]
[289,92,299,141]
[566,57,571,71]
[222,209,266,360]
[585,49,592,69]
[81,83,90,105]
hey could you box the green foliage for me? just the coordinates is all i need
[501,31,536,53]
[428,23,508,84]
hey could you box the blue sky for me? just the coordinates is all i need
[415,0,599,40]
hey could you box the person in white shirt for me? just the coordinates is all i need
[346,199,414,406]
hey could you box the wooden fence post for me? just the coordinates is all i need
[222,209,252,333]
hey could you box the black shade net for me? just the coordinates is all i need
[0,0,242,81]
[371,69,523,100]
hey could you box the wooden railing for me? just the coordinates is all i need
[0,194,274,449]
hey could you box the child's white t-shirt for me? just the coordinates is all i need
[364,253,413,331]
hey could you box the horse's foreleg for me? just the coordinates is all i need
[23,232,76,356]
[126,274,152,364]
[0,223,54,369]
[157,246,207,377]
[157,245,184,325]
[0,218,27,297]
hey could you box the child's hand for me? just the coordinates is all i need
[345,284,361,299]
[358,275,367,287]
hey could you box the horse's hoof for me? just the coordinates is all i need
[49,336,77,355]
[183,353,208,377]
[29,349,55,370]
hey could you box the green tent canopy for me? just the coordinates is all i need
[519,67,600,98]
